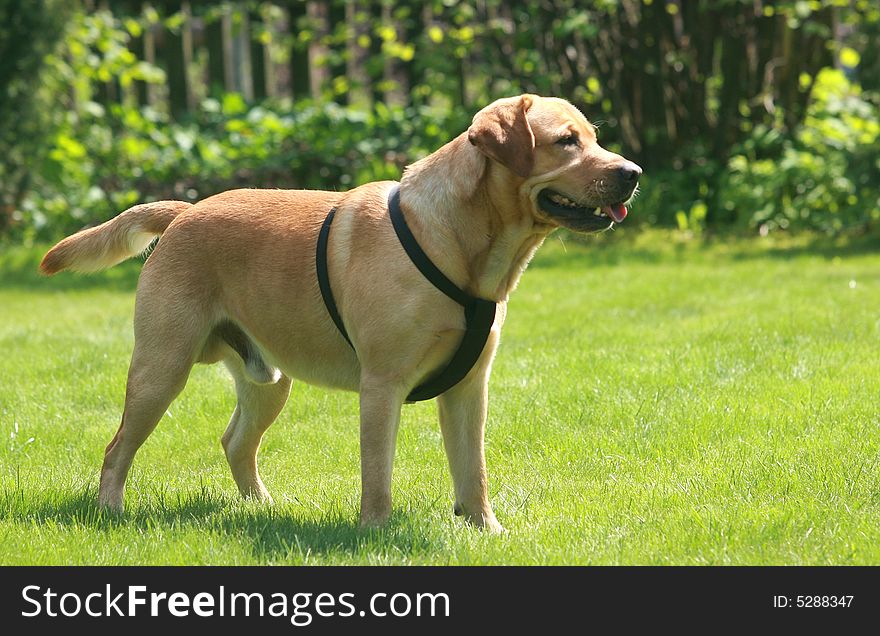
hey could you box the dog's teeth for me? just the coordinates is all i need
[548,193,579,208]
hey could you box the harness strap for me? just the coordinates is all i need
[388,187,472,307]
[316,184,497,403]
[316,207,353,348]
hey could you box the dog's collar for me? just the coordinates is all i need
[316,184,496,403]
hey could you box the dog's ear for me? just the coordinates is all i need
[467,95,535,178]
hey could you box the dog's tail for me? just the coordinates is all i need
[39,201,193,275]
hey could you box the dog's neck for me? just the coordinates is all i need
[399,133,551,302]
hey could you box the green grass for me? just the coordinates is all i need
[1,231,879,565]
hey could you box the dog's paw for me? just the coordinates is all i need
[359,514,391,529]
[454,503,505,533]
[359,505,392,528]
[482,517,506,534]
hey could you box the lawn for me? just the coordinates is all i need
[1,231,878,565]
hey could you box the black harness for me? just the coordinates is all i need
[316,184,497,403]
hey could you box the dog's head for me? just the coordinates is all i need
[468,94,641,232]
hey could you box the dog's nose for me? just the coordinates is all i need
[617,161,642,183]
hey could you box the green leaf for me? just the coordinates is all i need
[124,18,142,38]
[222,93,248,116]
[55,134,87,160]
[377,25,396,43]
[839,47,860,68]
[675,210,688,231]
[428,26,443,43]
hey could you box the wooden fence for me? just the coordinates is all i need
[91,0,419,117]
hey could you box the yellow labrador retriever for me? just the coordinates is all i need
[41,94,640,532]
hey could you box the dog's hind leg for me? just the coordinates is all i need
[220,354,291,501]
[98,328,202,512]
[98,253,215,513]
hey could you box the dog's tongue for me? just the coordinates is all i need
[603,204,628,223]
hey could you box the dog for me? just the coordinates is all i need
[40,94,641,532]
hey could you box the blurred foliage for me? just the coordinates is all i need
[0,0,70,233]
[2,1,880,242]
[26,91,467,238]
[721,69,880,234]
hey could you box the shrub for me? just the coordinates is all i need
[10,9,880,242]
[720,69,880,234]
[21,94,469,241]
[0,0,69,233]
[16,12,470,242]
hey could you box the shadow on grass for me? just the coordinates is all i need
[725,233,880,262]
[6,485,435,561]
[530,228,880,270]
[210,509,434,561]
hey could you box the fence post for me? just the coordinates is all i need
[251,7,267,100]
[288,2,310,99]
[143,7,159,107]
[222,4,234,92]
[161,1,188,118]
[181,1,196,111]
[236,4,254,101]
[345,1,370,107]
[307,0,330,99]
[205,6,225,97]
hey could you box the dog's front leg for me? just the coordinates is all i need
[437,367,504,533]
[358,377,405,527]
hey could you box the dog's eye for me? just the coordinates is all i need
[556,134,579,147]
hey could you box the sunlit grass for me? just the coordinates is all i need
[1,231,878,564]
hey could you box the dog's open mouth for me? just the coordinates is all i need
[537,188,628,230]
